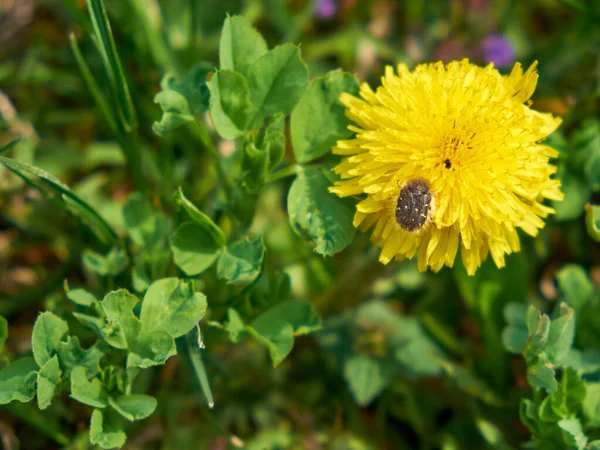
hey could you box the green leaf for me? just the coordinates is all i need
[70,366,107,408]
[251,300,321,336]
[287,166,355,256]
[246,430,292,450]
[588,441,600,450]
[170,223,222,276]
[217,234,266,283]
[527,360,558,394]
[152,62,213,136]
[546,304,575,366]
[227,301,320,367]
[37,355,61,410]
[90,409,127,449]
[0,155,118,244]
[563,368,587,413]
[519,399,540,436]
[131,247,172,294]
[248,270,291,310]
[176,187,226,247]
[241,142,269,194]
[100,290,141,349]
[263,116,285,170]
[247,319,294,367]
[586,204,600,242]
[72,311,106,333]
[577,119,600,188]
[219,15,267,74]
[524,305,551,361]
[140,278,207,338]
[475,417,509,448]
[0,314,7,348]
[557,264,594,311]
[344,356,389,406]
[207,70,253,140]
[538,395,562,423]
[0,357,38,404]
[291,70,359,163]
[356,301,446,377]
[501,303,529,354]
[56,336,103,378]
[550,368,586,417]
[32,312,69,367]
[226,308,246,343]
[267,136,285,173]
[396,329,446,377]
[101,365,125,394]
[82,247,127,277]
[122,192,153,246]
[558,418,587,450]
[64,283,99,308]
[583,382,600,427]
[127,330,176,368]
[108,395,157,421]
[122,192,172,248]
[152,90,193,135]
[246,44,308,127]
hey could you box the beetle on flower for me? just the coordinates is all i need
[329,59,563,275]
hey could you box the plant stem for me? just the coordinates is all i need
[185,333,214,408]
[265,163,300,183]
[193,119,232,203]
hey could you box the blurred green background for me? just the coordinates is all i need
[1,0,600,449]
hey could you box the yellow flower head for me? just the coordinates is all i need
[329,59,563,275]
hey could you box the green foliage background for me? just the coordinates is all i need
[1,0,600,449]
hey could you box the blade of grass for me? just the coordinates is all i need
[86,0,137,130]
[73,1,148,192]
[127,0,178,73]
[0,155,119,245]
[62,0,94,37]
[69,32,119,136]
[0,139,20,156]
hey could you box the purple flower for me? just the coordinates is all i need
[482,34,515,69]
[315,0,337,19]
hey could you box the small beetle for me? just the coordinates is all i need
[395,178,433,232]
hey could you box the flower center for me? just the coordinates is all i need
[439,132,476,169]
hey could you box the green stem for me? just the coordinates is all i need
[193,119,232,203]
[265,163,300,183]
[185,333,214,408]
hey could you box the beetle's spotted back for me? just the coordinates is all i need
[395,178,433,232]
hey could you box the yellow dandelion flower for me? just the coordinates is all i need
[329,59,563,275]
